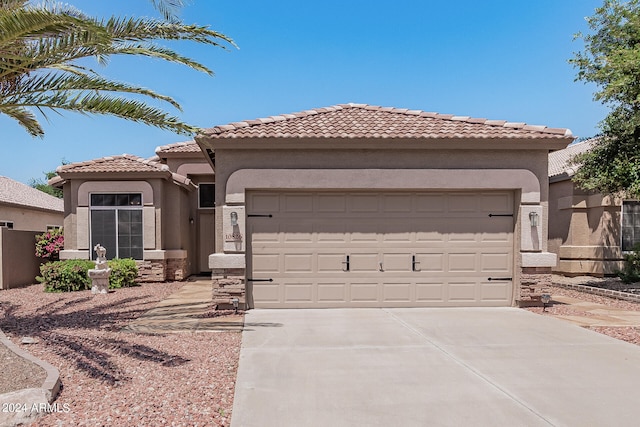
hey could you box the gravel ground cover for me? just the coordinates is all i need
[525,275,640,346]
[0,282,241,426]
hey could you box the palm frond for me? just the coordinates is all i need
[0,103,44,137]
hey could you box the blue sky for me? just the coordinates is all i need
[2,0,607,184]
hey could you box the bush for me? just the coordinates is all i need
[35,228,64,261]
[617,244,640,284]
[107,258,138,288]
[38,258,139,292]
[37,259,93,292]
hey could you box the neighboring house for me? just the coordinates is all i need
[50,143,215,282]
[549,138,627,276]
[0,176,64,289]
[195,103,574,309]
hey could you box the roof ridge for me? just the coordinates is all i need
[155,140,196,154]
[204,103,573,137]
[57,153,169,173]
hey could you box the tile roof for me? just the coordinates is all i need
[155,140,200,155]
[201,103,574,140]
[548,138,597,181]
[56,154,170,174]
[0,176,63,212]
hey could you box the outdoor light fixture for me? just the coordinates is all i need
[541,294,552,312]
[230,211,238,226]
[529,211,539,228]
[231,297,239,314]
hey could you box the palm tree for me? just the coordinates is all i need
[0,0,234,137]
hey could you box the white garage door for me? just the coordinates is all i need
[247,191,514,308]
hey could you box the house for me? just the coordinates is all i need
[53,103,574,307]
[0,176,64,289]
[50,143,215,282]
[549,138,627,276]
[194,103,574,308]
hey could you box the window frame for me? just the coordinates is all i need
[198,182,216,209]
[0,221,14,229]
[89,192,144,260]
[621,200,640,252]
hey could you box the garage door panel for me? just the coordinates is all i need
[317,253,346,272]
[283,194,314,213]
[481,193,513,213]
[252,283,280,303]
[350,253,379,272]
[251,194,280,212]
[248,191,514,308]
[414,253,445,272]
[252,253,281,273]
[381,253,412,272]
[317,194,347,213]
[415,194,447,213]
[448,193,479,213]
[382,282,412,302]
[480,281,511,302]
[448,253,477,272]
[448,282,478,302]
[350,195,379,212]
[415,282,446,302]
[282,222,314,242]
[283,282,314,303]
[283,254,313,273]
[317,283,347,302]
[480,252,512,273]
[382,194,412,213]
[350,283,379,302]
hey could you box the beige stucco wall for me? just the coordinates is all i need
[549,179,623,276]
[0,229,42,289]
[0,204,62,232]
[212,148,551,254]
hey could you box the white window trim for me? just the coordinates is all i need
[0,220,14,229]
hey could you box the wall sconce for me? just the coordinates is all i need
[189,217,194,225]
[230,211,238,226]
[529,211,539,228]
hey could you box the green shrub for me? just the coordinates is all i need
[108,258,139,288]
[617,244,640,284]
[38,258,139,292]
[38,259,94,292]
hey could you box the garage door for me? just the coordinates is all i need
[247,191,514,308]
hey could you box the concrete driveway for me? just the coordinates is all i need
[231,308,640,427]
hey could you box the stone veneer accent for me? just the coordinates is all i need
[212,268,246,310]
[135,258,187,282]
[136,260,166,282]
[518,267,553,306]
[166,258,187,281]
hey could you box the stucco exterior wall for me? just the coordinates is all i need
[0,204,62,232]
[0,229,42,289]
[549,179,623,276]
[213,148,551,253]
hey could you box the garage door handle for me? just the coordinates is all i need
[412,255,421,272]
[246,278,274,282]
[487,277,512,281]
[342,255,350,272]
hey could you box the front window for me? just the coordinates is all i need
[0,221,13,229]
[90,193,143,259]
[622,201,640,251]
[199,183,215,208]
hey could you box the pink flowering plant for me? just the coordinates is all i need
[35,228,64,261]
